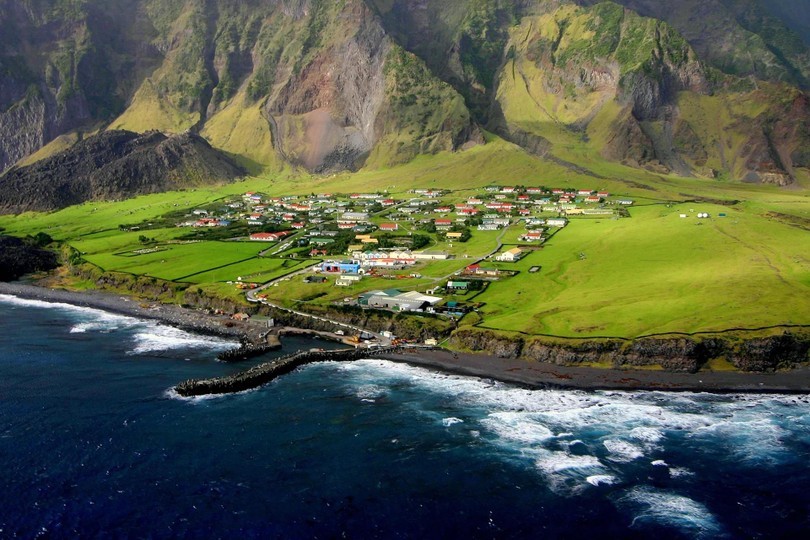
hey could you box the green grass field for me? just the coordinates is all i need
[1,129,808,339]
[475,203,810,337]
[183,257,307,284]
[84,242,266,282]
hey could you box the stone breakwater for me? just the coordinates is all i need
[217,337,282,362]
[175,347,402,397]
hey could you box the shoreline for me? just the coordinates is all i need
[1,281,809,394]
[0,281,268,343]
[377,349,810,394]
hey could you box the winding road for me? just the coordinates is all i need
[245,262,392,347]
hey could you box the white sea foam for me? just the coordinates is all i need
[164,386,258,402]
[535,452,603,474]
[355,384,386,402]
[131,324,235,355]
[629,427,664,444]
[691,417,789,465]
[1,293,92,311]
[669,467,694,478]
[603,439,644,462]
[442,417,464,427]
[586,474,618,486]
[481,412,555,445]
[1,294,141,330]
[0,293,236,354]
[534,452,608,494]
[69,311,136,334]
[617,487,724,538]
[323,359,810,493]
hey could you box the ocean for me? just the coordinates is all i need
[1,294,809,539]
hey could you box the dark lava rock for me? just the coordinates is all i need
[0,235,58,281]
[0,130,244,214]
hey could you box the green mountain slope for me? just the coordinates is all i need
[577,0,810,88]
[110,0,481,173]
[1,0,809,187]
[485,2,810,183]
[1,0,479,175]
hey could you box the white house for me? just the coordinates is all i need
[496,247,524,262]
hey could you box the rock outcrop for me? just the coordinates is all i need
[0,130,244,214]
[451,328,809,373]
[0,235,59,281]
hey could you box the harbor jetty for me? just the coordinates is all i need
[176,346,402,397]
[217,336,282,362]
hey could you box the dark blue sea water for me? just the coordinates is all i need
[1,294,809,539]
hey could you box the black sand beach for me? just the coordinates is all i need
[2,282,809,393]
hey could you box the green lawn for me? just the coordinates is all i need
[84,241,266,282]
[184,257,307,284]
[475,204,810,337]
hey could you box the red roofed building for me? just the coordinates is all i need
[379,223,399,231]
[250,231,292,242]
[250,232,278,242]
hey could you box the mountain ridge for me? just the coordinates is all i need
[0,130,244,214]
[1,0,809,187]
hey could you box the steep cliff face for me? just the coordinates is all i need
[1,0,809,183]
[0,0,478,175]
[0,130,244,214]
[451,327,810,373]
[489,3,711,174]
[577,0,810,89]
[0,0,162,174]
[112,0,479,173]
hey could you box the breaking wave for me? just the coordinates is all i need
[0,293,236,354]
[616,487,725,538]
[316,359,810,524]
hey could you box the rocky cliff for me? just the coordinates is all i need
[451,328,810,372]
[1,0,809,183]
[0,130,244,214]
[0,235,58,281]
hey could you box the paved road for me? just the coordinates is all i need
[430,221,514,284]
[245,262,392,347]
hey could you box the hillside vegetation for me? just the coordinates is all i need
[1,0,809,186]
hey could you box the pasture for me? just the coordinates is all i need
[475,203,810,338]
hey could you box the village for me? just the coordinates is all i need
[167,184,635,321]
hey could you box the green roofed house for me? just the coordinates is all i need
[447,281,469,290]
